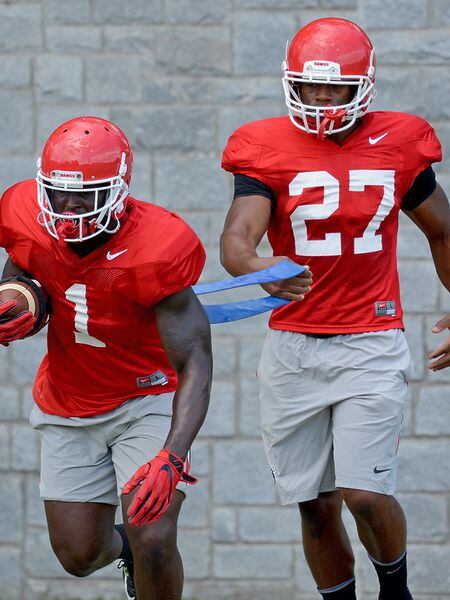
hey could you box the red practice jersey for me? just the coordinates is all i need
[222,112,441,334]
[0,179,206,417]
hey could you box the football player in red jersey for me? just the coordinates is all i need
[220,18,450,600]
[0,116,212,600]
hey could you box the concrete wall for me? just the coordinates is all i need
[0,1,449,598]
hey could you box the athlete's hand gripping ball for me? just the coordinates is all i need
[0,276,50,346]
[123,449,197,526]
[0,300,36,346]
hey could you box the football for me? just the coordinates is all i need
[0,276,50,333]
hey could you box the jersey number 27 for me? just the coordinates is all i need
[289,169,395,256]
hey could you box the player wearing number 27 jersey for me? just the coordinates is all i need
[220,17,450,600]
[222,111,441,333]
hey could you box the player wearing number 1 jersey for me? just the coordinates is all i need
[221,18,450,600]
[0,117,212,600]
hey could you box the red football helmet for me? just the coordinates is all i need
[282,18,376,138]
[37,116,133,242]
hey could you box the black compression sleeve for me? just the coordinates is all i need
[234,173,275,204]
[402,166,437,210]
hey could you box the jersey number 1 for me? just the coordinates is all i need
[65,284,106,348]
[289,169,395,256]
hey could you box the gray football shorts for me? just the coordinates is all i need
[257,328,413,505]
[30,392,190,505]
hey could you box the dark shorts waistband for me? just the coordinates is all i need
[301,332,338,339]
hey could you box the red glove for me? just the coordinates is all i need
[122,449,197,526]
[0,301,36,347]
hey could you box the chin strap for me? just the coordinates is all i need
[318,106,347,140]
[56,212,97,244]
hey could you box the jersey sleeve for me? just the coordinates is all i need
[0,181,36,272]
[153,236,206,304]
[134,220,206,307]
[234,173,275,202]
[400,117,442,198]
[415,122,442,167]
[222,128,273,188]
[0,185,19,248]
[401,166,437,211]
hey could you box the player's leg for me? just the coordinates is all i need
[111,392,189,600]
[332,329,413,599]
[121,489,185,600]
[45,501,121,576]
[341,490,411,599]
[29,404,125,576]
[299,491,356,591]
[341,489,407,560]
[258,330,356,596]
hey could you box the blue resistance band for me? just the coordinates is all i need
[193,260,305,324]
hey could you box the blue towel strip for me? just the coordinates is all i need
[193,260,305,324]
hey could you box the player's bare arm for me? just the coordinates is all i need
[153,287,212,459]
[404,183,450,371]
[220,194,313,300]
[122,287,212,527]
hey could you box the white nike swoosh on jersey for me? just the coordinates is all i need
[106,249,128,260]
[369,133,389,145]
